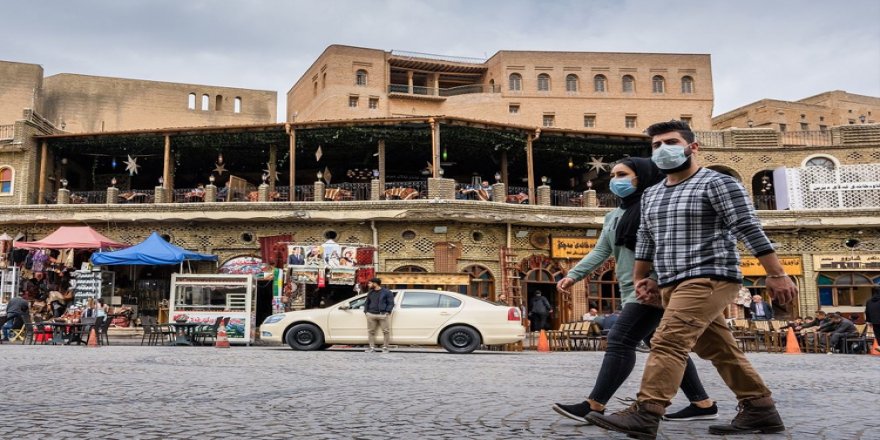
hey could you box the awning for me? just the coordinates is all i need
[376,272,470,286]
[90,232,216,265]
[13,226,128,249]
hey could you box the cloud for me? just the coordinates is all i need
[4,0,878,120]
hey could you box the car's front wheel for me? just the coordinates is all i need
[285,323,325,351]
[439,325,481,354]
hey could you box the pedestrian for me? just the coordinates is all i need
[363,277,394,353]
[749,295,773,320]
[865,287,880,353]
[529,291,551,331]
[554,157,718,425]
[587,120,797,438]
[2,295,29,341]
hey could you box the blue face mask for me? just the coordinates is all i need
[651,143,690,170]
[609,177,637,198]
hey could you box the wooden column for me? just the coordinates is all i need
[268,144,277,192]
[526,134,536,205]
[500,150,509,187]
[377,139,386,188]
[162,135,172,190]
[407,71,414,94]
[289,127,296,202]
[430,120,440,178]
[37,141,48,204]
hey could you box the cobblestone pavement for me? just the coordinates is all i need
[1,344,875,439]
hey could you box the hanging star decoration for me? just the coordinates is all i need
[587,156,608,173]
[315,145,323,162]
[124,155,141,176]
[263,164,281,182]
[213,161,227,175]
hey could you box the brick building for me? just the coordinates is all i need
[712,90,880,131]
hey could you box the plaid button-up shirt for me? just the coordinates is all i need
[635,168,775,287]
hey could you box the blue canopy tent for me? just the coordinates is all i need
[91,232,217,266]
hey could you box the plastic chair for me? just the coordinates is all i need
[97,316,112,345]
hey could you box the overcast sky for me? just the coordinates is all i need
[5,0,879,121]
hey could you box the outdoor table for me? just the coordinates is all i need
[38,322,86,345]
[168,322,201,346]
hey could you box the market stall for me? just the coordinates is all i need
[284,240,375,311]
[169,273,256,345]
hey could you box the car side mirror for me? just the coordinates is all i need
[338,305,350,311]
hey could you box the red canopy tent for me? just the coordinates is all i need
[13,226,128,250]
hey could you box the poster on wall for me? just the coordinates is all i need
[290,266,320,284]
[286,245,306,266]
[322,240,341,267]
[304,245,323,266]
[329,267,356,285]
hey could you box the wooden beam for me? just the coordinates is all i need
[500,150,508,187]
[162,135,172,190]
[289,128,296,202]
[377,139,386,188]
[431,120,440,178]
[526,134,535,204]
[268,144,277,191]
[37,141,48,204]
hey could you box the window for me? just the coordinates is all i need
[622,75,635,93]
[348,96,359,108]
[215,95,223,111]
[368,98,378,109]
[565,74,578,92]
[0,167,13,194]
[805,156,836,170]
[234,97,242,113]
[187,93,196,110]
[819,116,825,122]
[537,73,550,91]
[542,114,555,127]
[509,104,520,114]
[819,125,827,132]
[586,269,621,314]
[779,123,787,132]
[355,69,368,86]
[652,75,665,93]
[681,76,694,94]
[625,116,637,128]
[509,73,522,91]
[461,265,494,300]
[401,292,440,308]
[818,273,877,307]
[800,122,809,131]
[681,116,693,127]
[201,94,209,111]
[313,82,318,96]
[322,73,327,89]
[593,74,606,92]
[583,114,596,128]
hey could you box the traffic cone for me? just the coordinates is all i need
[537,330,550,353]
[784,328,801,355]
[215,326,230,349]
[87,327,99,348]
[871,338,880,356]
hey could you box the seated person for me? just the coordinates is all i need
[822,313,857,353]
[582,308,599,322]
[2,296,29,341]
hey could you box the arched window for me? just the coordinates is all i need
[356,69,368,86]
[394,265,427,273]
[187,93,196,110]
[565,74,578,92]
[215,95,223,111]
[461,265,495,300]
[0,166,13,194]
[820,273,876,306]
[804,156,836,171]
[201,94,210,111]
[537,73,550,91]
[652,75,665,93]
[622,75,635,93]
[681,76,694,94]
[322,72,327,89]
[488,79,495,91]
[233,97,242,113]
[509,73,522,91]
[593,74,606,92]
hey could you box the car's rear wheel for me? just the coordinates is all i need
[285,323,325,351]
[440,325,481,354]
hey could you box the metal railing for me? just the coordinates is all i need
[383,181,427,200]
[597,193,620,208]
[388,84,499,97]
[551,190,583,207]
[69,191,107,204]
[326,182,371,201]
[390,50,487,65]
[781,131,833,147]
[172,188,207,203]
[292,185,314,202]
[0,124,14,140]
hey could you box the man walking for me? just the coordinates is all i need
[363,277,394,353]
[587,121,797,439]
[529,291,552,331]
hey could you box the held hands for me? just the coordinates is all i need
[635,278,661,307]
[556,277,576,293]
[765,276,796,304]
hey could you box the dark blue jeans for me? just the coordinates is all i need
[589,302,710,405]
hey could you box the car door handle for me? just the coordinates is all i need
[439,312,451,316]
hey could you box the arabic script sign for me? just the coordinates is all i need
[550,237,598,259]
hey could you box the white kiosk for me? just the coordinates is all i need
[169,274,256,345]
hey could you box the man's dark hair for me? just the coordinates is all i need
[816,310,826,316]
[645,120,695,144]
[369,277,381,285]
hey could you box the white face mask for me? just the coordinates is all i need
[651,143,691,170]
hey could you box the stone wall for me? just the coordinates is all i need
[0,61,43,125]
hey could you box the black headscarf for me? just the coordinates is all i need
[614,157,666,251]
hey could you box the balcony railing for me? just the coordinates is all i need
[551,190,583,207]
[0,124,14,141]
[694,131,725,148]
[326,182,371,201]
[70,191,108,204]
[753,194,777,210]
[388,84,499,97]
[781,130,833,146]
[597,193,620,208]
[389,50,487,65]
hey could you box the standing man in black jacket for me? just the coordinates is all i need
[364,277,395,353]
[866,287,880,354]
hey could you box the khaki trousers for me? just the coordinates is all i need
[638,278,772,409]
[366,313,390,348]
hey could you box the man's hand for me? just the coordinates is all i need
[765,276,796,304]
[635,278,659,304]
[556,277,576,293]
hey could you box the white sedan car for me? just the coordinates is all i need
[260,290,525,354]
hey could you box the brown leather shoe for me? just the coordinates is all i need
[585,401,664,440]
[708,396,785,435]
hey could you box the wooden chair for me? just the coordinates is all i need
[324,188,352,201]
[752,320,774,352]
[226,175,251,202]
[732,320,759,352]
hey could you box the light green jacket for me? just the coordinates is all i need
[564,208,638,306]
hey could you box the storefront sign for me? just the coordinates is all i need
[376,272,470,286]
[813,253,880,271]
[550,237,598,259]
[71,270,114,304]
[741,256,803,276]
[809,181,880,191]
